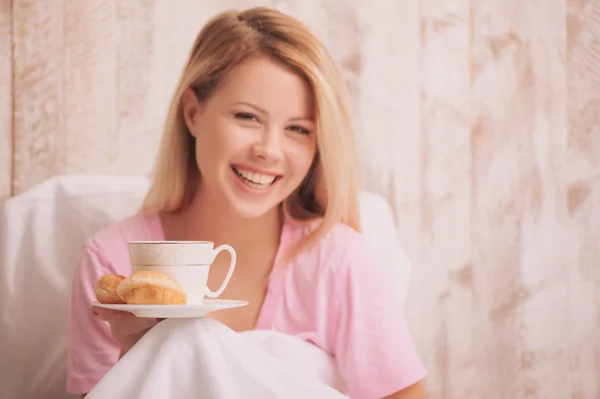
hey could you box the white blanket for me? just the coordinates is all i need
[86,318,348,399]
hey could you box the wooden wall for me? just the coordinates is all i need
[1,0,599,398]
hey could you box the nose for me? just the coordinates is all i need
[251,127,284,162]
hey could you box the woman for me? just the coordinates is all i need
[67,7,428,399]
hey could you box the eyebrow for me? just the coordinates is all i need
[232,102,314,123]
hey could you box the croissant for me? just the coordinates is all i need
[95,274,126,304]
[116,270,187,305]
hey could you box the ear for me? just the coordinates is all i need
[181,87,203,137]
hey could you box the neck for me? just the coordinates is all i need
[171,185,283,257]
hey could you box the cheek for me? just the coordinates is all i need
[194,120,248,164]
[287,140,317,179]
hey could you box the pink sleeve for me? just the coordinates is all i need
[67,241,121,394]
[330,233,427,399]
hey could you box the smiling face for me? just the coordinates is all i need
[181,54,318,220]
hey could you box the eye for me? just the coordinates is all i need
[235,112,259,122]
[287,125,310,135]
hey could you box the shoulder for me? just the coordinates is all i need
[81,213,159,271]
[287,219,408,298]
[88,213,157,247]
[317,222,368,263]
[286,220,371,275]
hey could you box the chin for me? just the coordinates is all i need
[220,187,284,219]
[229,202,280,220]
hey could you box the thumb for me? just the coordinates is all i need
[122,317,160,336]
[137,317,160,329]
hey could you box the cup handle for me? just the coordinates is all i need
[205,244,236,298]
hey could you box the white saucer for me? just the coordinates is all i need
[91,299,249,319]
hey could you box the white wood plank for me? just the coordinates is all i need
[12,0,65,195]
[566,0,600,397]
[0,0,12,201]
[470,0,570,397]
[417,0,472,397]
[62,0,118,175]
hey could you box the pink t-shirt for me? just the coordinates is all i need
[67,213,426,398]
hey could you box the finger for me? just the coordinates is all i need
[93,307,131,321]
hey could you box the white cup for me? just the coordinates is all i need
[127,241,236,305]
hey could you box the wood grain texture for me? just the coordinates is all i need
[416,1,473,397]
[12,0,65,195]
[63,0,119,176]
[352,0,422,259]
[567,0,600,398]
[469,0,575,397]
[5,0,600,398]
[0,0,12,201]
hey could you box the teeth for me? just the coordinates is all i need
[234,167,277,185]
[243,180,270,190]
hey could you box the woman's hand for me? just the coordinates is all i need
[92,306,161,355]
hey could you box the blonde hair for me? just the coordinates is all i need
[141,7,361,263]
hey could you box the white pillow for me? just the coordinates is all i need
[0,175,149,399]
[0,174,410,399]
